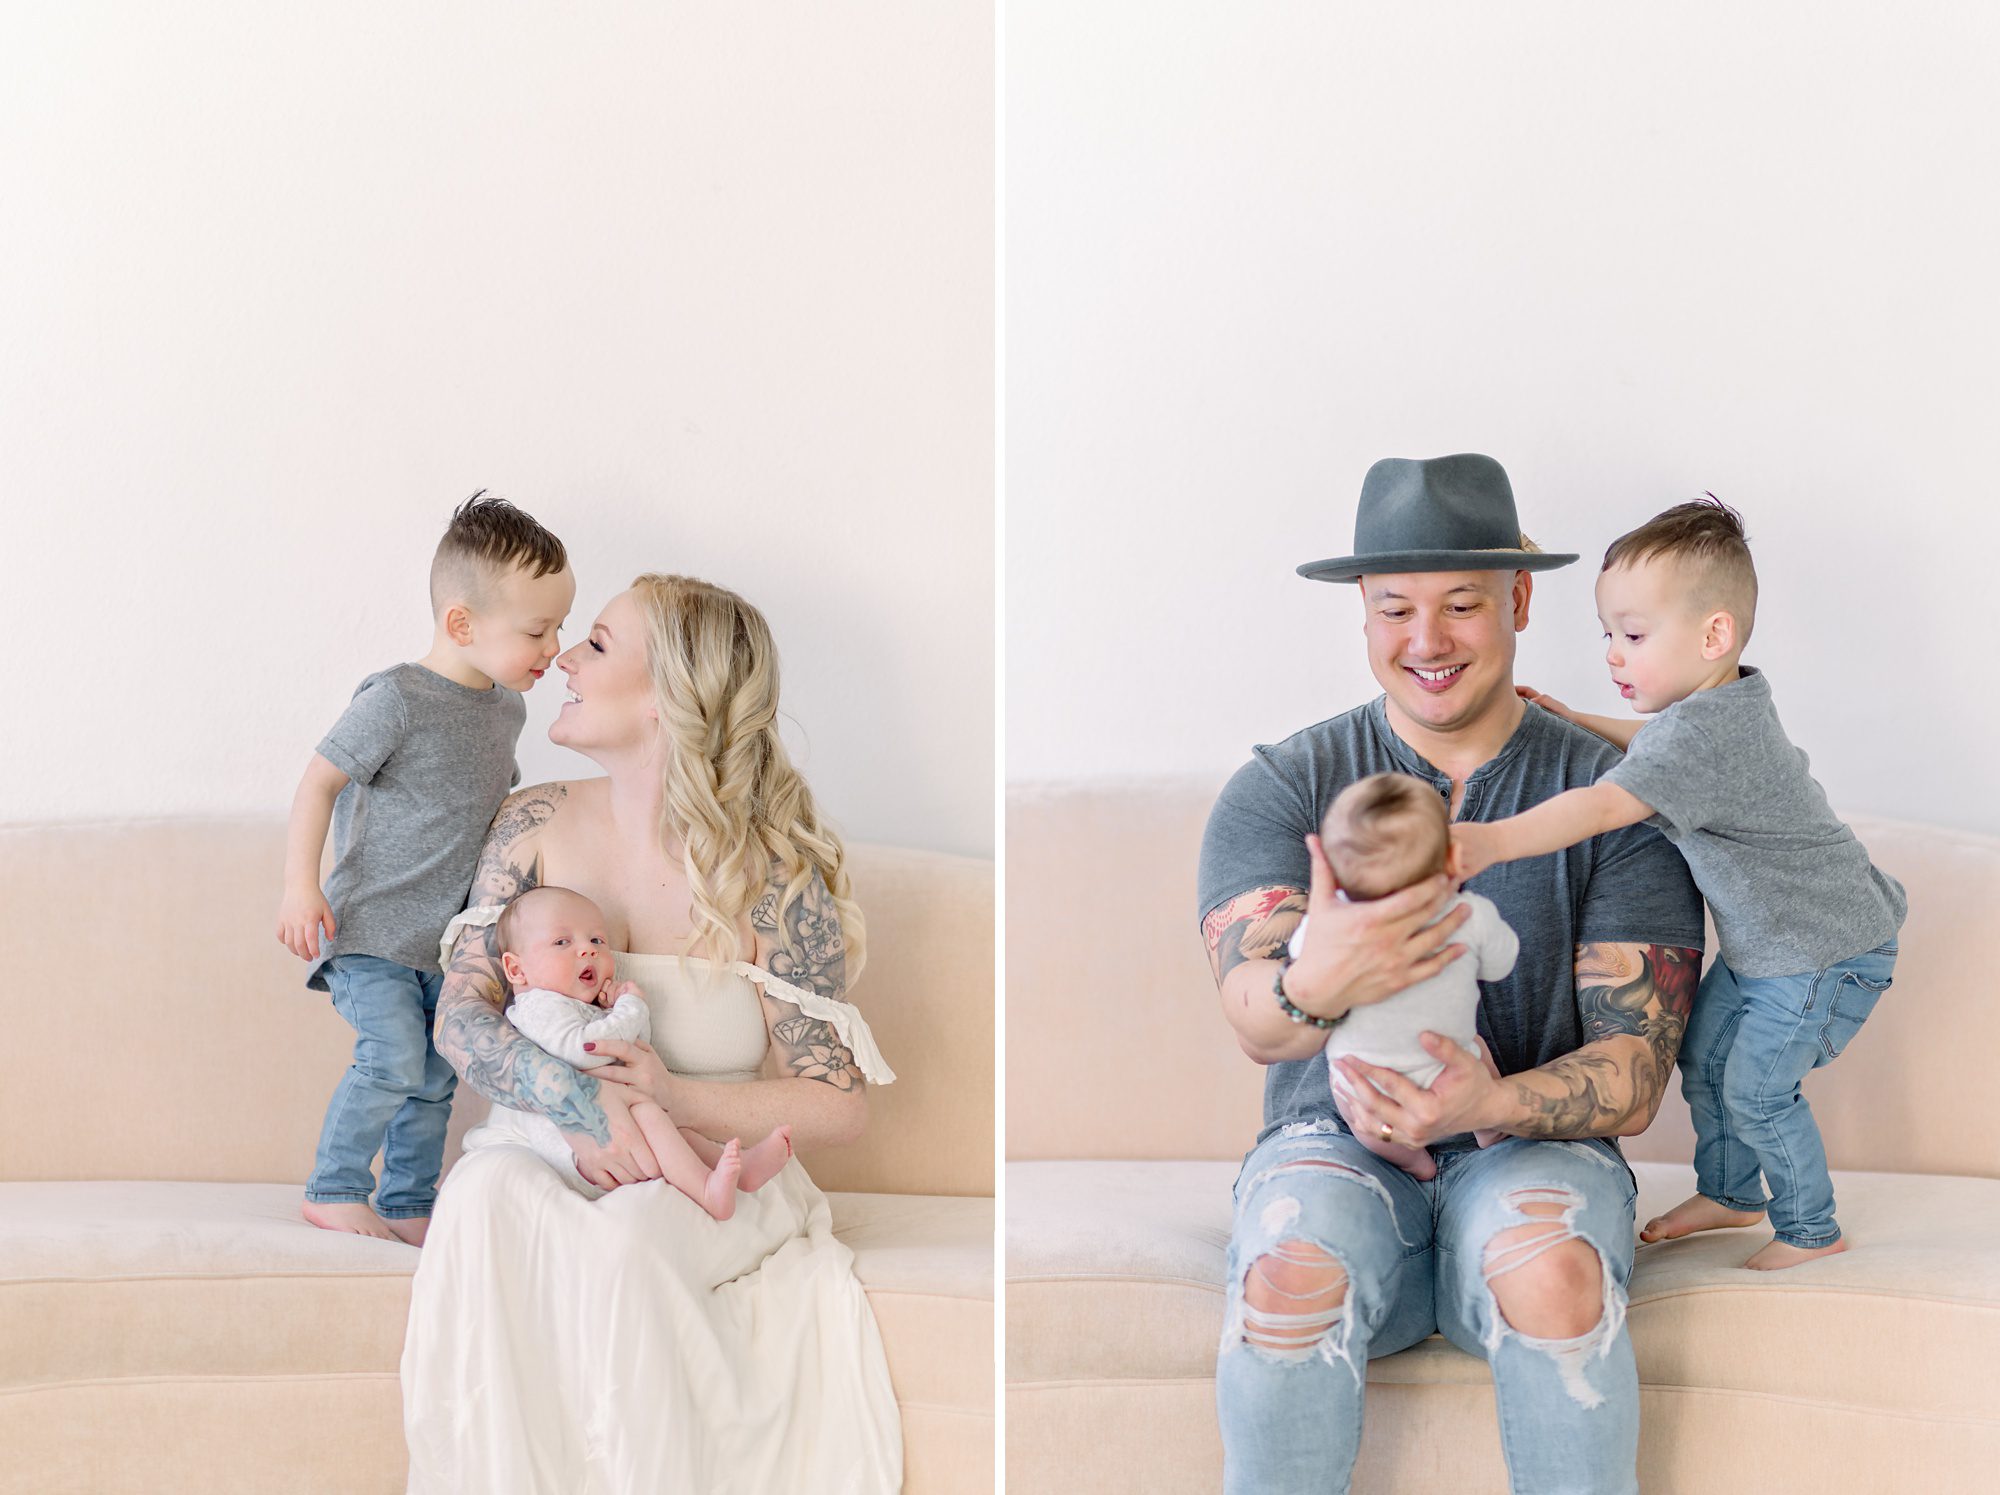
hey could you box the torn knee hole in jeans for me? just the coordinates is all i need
[1233,1239,1358,1374]
[1479,1185,1626,1408]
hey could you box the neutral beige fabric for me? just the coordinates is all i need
[1006,779,2000,1180]
[1005,779,2000,1492]
[0,820,993,1196]
[0,1386,1002,1495]
[0,1182,991,1491]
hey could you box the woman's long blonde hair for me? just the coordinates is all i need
[632,574,865,981]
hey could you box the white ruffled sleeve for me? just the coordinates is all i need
[732,963,898,1085]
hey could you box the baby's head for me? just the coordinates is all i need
[496,886,616,1006]
[1320,773,1452,900]
[430,492,576,693]
[1596,496,1757,713]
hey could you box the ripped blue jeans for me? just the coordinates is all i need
[1217,1123,1640,1495]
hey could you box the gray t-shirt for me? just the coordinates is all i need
[1601,666,1905,977]
[306,664,525,990]
[1198,697,1705,1149]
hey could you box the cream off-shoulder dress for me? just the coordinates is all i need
[401,908,901,1495]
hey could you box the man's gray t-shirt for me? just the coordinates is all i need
[1602,666,1905,978]
[306,664,524,990]
[1198,697,1705,1149]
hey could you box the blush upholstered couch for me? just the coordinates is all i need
[0,819,993,1495]
[1006,779,2000,1494]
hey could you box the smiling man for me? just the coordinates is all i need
[1197,454,1704,1494]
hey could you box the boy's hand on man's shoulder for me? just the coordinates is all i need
[276,885,337,962]
[1516,684,1570,720]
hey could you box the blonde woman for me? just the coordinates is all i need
[401,575,901,1494]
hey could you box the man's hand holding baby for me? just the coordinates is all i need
[1330,1032,1507,1149]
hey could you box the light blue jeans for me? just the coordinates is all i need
[1217,1123,1640,1495]
[1680,943,1897,1248]
[305,954,456,1218]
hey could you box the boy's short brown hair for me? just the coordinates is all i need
[430,491,568,615]
[1320,773,1449,901]
[1601,495,1758,643]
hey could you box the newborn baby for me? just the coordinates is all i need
[1292,772,1519,1179]
[497,885,794,1217]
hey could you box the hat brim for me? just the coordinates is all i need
[1297,549,1580,584]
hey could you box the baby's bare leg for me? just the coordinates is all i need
[1350,1126,1437,1181]
[629,1101,740,1221]
[679,1124,793,1191]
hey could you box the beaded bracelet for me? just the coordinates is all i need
[1272,952,1339,1029]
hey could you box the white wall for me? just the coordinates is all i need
[0,2,994,856]
[1007,1,2000,836]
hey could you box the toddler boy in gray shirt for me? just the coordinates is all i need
[1453,497,1905,1269]
[275,494,575,1245]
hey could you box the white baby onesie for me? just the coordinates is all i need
[503,988,654,1188]
[1289,890,1519,1090]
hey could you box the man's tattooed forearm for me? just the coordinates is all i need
[1509,1050,1627,1136]
[1203,889,1306,985]
[1505,942,1700,1139]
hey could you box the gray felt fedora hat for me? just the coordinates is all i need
[1297,453,1578,584]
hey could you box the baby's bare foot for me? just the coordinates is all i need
[737,1126,793,1192]
[702,1139,743,1222]
[1639,1194,1765,1243]
[383,1217,430,1247]
[1746,1237,1848,1271]
[301,1199,398,1241]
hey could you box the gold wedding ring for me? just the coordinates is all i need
[1379,1123,1393,1142]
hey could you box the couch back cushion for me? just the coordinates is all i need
[1006,778,1998,1181]
[0,819,992,1196]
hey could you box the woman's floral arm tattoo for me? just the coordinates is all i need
[753,863,864,1092]
[432,784,612,1142]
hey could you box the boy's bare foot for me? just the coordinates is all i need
[301,1199,398,1241]
[737,1126,794,1192]
[383,1217,430,1247]
[702,1139,743,1221]
[1355,1131,1436,1181]
[1746,1236,1848,1270]
[1639,1193,1765,1243]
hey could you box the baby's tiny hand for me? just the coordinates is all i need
[605,980,644,1007]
